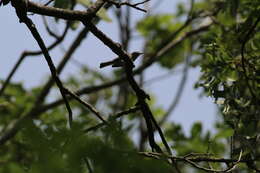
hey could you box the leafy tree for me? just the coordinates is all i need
[0,0,260,172]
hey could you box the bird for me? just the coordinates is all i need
[99,51,144,68]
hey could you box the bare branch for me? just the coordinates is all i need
[141,150,244,172]
[0,21,69,97]
[107,0,149,12]
[84,106,141,133]
[64,87,107,124]
[83,20,170,153]
[11,0,73,127]
[27,0,105,22]
[159,54,191,125]
[42,16,60,39]
[0,0,108,145]
[40,23,212,114]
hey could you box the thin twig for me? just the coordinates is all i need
[26,21,73,127]
[0,0,108,145]
[11,0,73,127]
[0,8,212,146]
[35,27,89,105]
[83,158,93,173]
[63,87,107,124]
[135,22,213,74]
[0,22,69,97]
[42,16,60,39]
[107,0,149,12]
[159,52,191,125]
[39,78,125,113]
[0,53,26,96]
[83,21,167,153]
[84,106,140,133]
[41,24,212,115]
[141,150,244,172]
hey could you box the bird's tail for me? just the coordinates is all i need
[99,61,113,68]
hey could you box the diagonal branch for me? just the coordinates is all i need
[63,87,107,123]
[159,54,191,126]
[41,23,213,115]
[0,21,70,97]
[11,0,74,126]
[84,106,141,133]
[0,0,108,145]
[83,21,172,154]
[135,22,213,74]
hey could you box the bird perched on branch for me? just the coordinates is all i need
[100,51,144,68]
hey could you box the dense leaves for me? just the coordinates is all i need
[137,14,189,68]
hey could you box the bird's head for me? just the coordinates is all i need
[131,51,144,61]
[132,51,144,56]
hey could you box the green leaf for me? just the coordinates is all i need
[214,128,234,139]
[69,21,80,30]
[77,0,91,7]
[190,122,202,138]
[97,8,112,22]
[54,0,71,9]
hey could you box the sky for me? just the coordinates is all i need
[0,0,217,134]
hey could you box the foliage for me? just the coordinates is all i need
[196,0,260,168]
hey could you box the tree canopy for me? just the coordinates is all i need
[0,0,260,172]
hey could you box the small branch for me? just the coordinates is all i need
[143,69,182,85]
[35,27,89,105]
[147,107,172,155]
[159,53,191,125]
[0,22,69,97]
[34,1,112,108]
[83,158,93,173]
[84,21,167,153]
[42,16,60,39]
[0,53,26,96]
[135,22,213,74]
[141,150,244,172]
[84,106,141,133]
[27,0,105,21]
[107,0,149,12]
[44,0,54,6]
[40,78,125,113]
[187,0,195,19]
[0,15,212,146]
[0,0,109,145]
[63,87,107,124]
[40,23,212,115]
[11,0,73,127]
[27,20,73,127]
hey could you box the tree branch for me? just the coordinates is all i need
[40,23,212,115]
[84,106,141,133]
[107,0,149,12]
[0,21,69,97]
[0,0,108,145]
